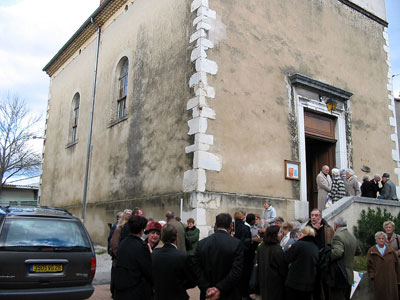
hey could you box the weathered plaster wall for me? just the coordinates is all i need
[204,0,395,199]
[40,0,193,209]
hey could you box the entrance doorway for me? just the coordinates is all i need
[304,111,336,213]
[306,138,336,212]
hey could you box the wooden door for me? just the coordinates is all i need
[304,111,336,212]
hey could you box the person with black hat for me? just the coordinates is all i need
[380,173,398,200]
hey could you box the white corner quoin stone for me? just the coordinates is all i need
[188,117,208,135]
[187,95,208,110]
[191,0,209,12]
[195,133,214,145]
[183,169,206,192]
[195,58,218,75]
[194,151,222,171]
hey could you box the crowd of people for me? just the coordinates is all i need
[104,201,400,300]
[317,165,398,210]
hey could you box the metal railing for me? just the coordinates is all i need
[0,199,38,206]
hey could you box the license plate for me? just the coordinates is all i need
[30,264,63,273]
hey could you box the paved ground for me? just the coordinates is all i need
[89,285,200,300]
[90,247,200,299]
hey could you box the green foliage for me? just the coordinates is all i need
[353,255,367,272]
[353,207,400,254]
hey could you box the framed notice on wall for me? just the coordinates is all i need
[285,160,300,180]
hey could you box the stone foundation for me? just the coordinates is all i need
[62,191,307,245]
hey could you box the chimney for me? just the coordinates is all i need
[100,0,104,4]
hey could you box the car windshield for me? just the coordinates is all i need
[0,217,91,250]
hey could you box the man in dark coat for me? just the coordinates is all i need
[234,211,253,299]
[362,174,381,198]
[284,226,319,300]
[114,215,152,300]
[306,208,334,300]
[152,224,196,300]
[193,213,244,300]
[330,217,361,300]
[166,211,187,252]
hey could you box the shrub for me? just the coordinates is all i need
[353,207,400,254]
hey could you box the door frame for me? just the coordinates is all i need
[296,96,348,203]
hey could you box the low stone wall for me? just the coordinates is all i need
[323,196,400,233]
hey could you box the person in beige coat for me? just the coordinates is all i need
[316,165,332,210]
[345,168,361,196]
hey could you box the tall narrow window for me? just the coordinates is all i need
[117,59,128,119]
[71,94,80,143]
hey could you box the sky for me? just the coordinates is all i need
[0,0,399,184]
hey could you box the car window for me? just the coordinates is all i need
[0,217,91,249]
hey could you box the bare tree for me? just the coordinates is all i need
[0,93,42,188]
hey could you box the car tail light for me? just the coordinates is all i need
[90,256,96,279]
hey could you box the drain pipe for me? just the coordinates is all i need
[82,18,101,222]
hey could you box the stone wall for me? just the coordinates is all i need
[323,196,400,233]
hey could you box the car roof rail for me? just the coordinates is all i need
[37,205,75,216]
[1,205,76,218]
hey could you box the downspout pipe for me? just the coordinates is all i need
[82,17,101,222]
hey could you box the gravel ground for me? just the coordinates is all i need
[93,246,112,285]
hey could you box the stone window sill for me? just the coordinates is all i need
[108,115,128,128]
[66,140,78,149]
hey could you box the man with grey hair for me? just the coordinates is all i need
[330,217,360,300]
[316,165,332,210]
[380,173,398,200]
[344,168,361,197]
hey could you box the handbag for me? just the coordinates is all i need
[249,259,259,293]
[325,194,333,208]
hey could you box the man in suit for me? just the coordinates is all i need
[193,213,244,300]
[330,217,361,300]
[152,224,196,300]
[371,174,382,197]
[316,165,332,210]
[166,211,187,252]
[361,174,381,198]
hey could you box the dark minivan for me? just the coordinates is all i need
[0,206,96,300]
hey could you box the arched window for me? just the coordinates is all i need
[70,93,80,143]
[117,58,128,119]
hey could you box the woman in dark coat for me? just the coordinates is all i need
[257,225,288,300]
[185,218,200,255]
[284,226,319,300]
[114,215,153,300]
[367,231,400,300]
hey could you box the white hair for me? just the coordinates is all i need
[346,168,354,176]
[331,168,340,176]
[375,231,387,242]
[383,220,395,229]
[334,217,347,227]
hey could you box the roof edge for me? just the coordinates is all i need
[42,0,113,75]
[338,0,388,27]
